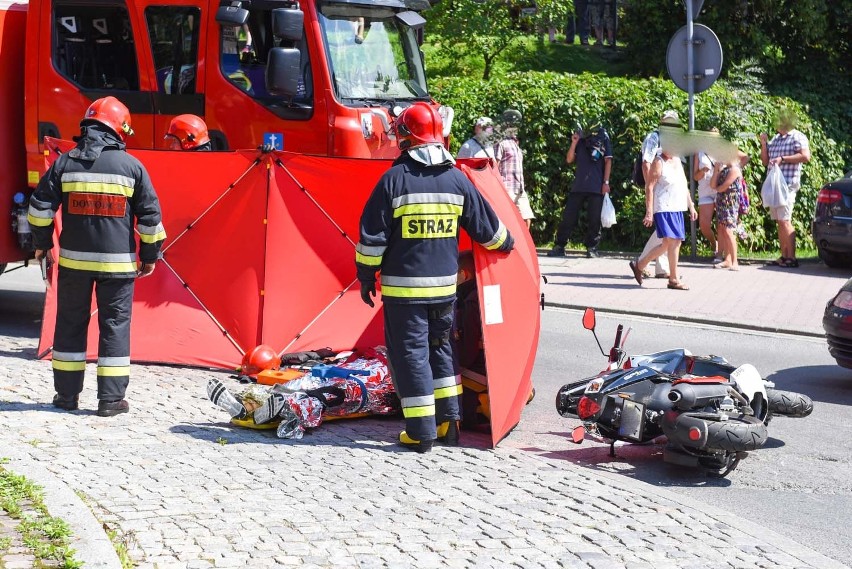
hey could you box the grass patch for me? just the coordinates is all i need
[0,462,82,568]
[105,526,135,569]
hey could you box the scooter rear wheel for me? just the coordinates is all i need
[704,414,767,452]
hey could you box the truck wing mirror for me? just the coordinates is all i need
[266,48,301,98]
[395,11,426,30]
[272,7,304,42]
[216,1,249,26]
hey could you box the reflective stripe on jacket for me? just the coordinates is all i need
[355,154,511,304]
[28,124,165,278]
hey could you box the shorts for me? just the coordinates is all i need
[769,184,798,221]
[654,211,685,240]
[514,192,535,220]
[589,3,614,30]
[697,187,716,206]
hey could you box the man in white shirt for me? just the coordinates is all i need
[457,117,495,159]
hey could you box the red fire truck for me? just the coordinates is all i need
[0,0,449,274]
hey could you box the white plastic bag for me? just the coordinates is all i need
[761,164,789,208]
[600,194,617,228]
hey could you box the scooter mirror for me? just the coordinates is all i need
[582,307,596,331]
[571,425,585,444]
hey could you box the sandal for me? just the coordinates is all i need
[765,258,785,267]
[779,258,799,268]
[629,260,643,285]
[667,280,689,290]
[713,262,731,269]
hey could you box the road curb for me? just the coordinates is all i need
[544,300,826,339]
[3,446,122,569]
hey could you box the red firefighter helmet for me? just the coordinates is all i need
[395,102,444,150]
[82,96,134,140]
[240,344,280,376]
[165,114,211,150]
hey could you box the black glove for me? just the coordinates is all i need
[499,232,515,253]
[360,281,376,307]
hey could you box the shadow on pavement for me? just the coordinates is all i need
[523,441,734,488]
[0,401,98,416]
[767,365,852,405]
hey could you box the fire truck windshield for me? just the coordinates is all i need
[318,5,429,104]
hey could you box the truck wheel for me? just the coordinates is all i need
[767,389,813,418]
[704,414,767,452]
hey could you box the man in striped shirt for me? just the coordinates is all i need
[760,108,811,268]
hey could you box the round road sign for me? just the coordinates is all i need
[666,23,723,94]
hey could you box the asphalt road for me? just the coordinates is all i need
[509,307,852,565]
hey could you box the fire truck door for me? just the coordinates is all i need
[47,0,155,148]
[140,3,206,148]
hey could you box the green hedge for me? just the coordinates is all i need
[433,72,847,253]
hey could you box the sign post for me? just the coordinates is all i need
[666,6,722,259]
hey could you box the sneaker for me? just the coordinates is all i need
[97,399,129,417]
[436,420,460,446]
[52,394,78,411]
[398,431,434,453]
[547,245,566,257]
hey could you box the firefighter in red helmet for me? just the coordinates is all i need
[355,102,514,452]
[165,114,212,151]
[28,96,166,417]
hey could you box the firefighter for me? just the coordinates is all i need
[28,96,166,417]
[164,114,212,151]
[355,102,514,453]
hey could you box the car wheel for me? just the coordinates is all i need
[818,246,852,268]
[834,358,852,370]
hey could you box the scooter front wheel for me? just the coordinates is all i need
[766,389,813,418]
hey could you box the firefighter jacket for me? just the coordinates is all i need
[28,124,166,278]
[355,153,513,304]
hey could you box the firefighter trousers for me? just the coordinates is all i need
[383,301,461,441]
[52,270,134,402]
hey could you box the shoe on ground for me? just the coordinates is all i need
[97,399,129,417]
[628,260,643,285]
[398,431,434,453]
[547,245,566,257]
[436,420,460,446]
[52,394,79,411]
[586,249,599,258]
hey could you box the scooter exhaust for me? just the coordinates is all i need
[668,383,730,411]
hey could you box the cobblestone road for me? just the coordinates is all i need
[0,335,844,569]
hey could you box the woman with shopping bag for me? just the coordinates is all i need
[759,109,811,268]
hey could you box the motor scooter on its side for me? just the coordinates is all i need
[555,308,814,477]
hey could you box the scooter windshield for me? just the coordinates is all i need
[319,5,429,103]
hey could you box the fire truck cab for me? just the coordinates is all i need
[1,0,447,268]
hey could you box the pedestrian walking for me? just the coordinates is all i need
[634,110,681,279]
[548,123,613,258]
[355,102,514,453]
[760,108,811,268]
[28,96,166,417]
[494,109,535,229]
[629,149,697,290]
[710,158,744,271]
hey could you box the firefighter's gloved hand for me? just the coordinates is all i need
[360,281,376,308]
[138,263,156,278]
[499,232,515,253]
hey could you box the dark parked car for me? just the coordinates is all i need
[812,170,852,268]
[823,278,852,369]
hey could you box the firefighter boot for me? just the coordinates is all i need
[97,400,129,417]
[398,431,434,453]
[52,394,79,411]
[437,420,460,446]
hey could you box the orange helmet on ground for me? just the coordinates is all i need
[165,114,211,150]
[82,96,134,140]
[395,102,444,150]
[241,345,280,376]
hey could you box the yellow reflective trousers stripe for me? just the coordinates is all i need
[434,384,463,400]
[53,360,86,372]
[381,284,456,298]
[58,257,137,273]
[402,404,435,418]
[97,366,131,377]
